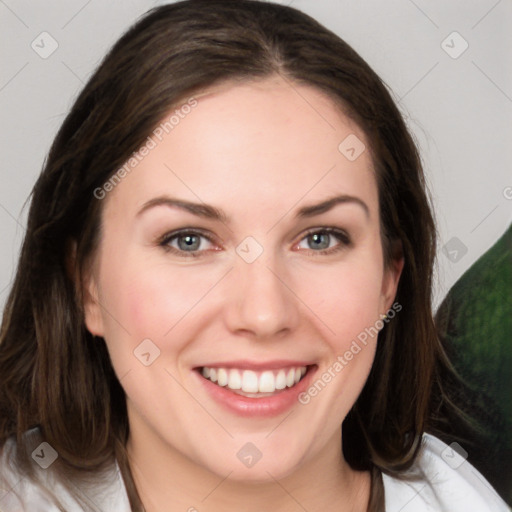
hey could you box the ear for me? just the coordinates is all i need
[380,238,404,313]
[83,272,105,337]
[67,240,105,337]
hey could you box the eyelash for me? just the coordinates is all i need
[157,227,352,258]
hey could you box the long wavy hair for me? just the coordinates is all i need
[0,0,451,509]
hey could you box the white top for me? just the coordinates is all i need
[0,432,509,511]
[382,434,510,511]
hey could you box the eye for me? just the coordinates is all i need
[159,229,216,257]
[296,228,351,255]
[158,227,351,258]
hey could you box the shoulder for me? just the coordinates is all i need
[0,428,130,512]
[382,433,510,512]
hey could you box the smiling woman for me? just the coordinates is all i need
[0,1,508,511]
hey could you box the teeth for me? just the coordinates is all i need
[286,368,295,387]
[259,371,275,393]
[217,368,228,387]
[243,370,259,393]
[200,365,308,394]
[275,370,287,390]
[228,369,242,390]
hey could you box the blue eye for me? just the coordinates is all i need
[175,233,202,251]
[297,228,351,255]
[158,227,351,258]
[159,230,214,257]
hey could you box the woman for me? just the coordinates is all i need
[0,0,508,510]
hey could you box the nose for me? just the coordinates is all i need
[223,249,301,339]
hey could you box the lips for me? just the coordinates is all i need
[193,362,317,417]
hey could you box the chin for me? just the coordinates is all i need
[200,446,304,484]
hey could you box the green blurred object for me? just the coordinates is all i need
[435,223,512,504]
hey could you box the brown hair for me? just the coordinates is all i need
[0,0,449,509]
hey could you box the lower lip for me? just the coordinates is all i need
[193,366,317,418]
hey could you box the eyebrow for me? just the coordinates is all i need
[297,194,369,218]
[137,194,369,222]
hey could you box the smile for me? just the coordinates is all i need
[201,366,308,397]
[194,363,317,417]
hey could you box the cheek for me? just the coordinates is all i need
[306,259,384,343]
[122,266,221,333]
[299,266,382,422]
[97,256,221,357]
[316,255,385,409]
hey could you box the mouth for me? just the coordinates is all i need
[199,365,309,397]
[193,363,317,417]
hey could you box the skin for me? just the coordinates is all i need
[84,75,403,511]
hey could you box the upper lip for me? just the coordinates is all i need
[195,360,316,370]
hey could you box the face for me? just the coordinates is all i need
[84,75,403,482]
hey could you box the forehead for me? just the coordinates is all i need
[103,76,378,225]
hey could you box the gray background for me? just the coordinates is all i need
[1,0,511,314]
